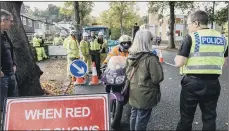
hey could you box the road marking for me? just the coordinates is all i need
[164,62,176,67]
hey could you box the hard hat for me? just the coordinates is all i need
[119,35,132,43]
[83,32,88,37]
[98,31,103,36]
[119,35,132,51]
[70,30,77,35]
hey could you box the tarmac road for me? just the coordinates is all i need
[74,50,228,130]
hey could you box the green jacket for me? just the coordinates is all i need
[125,52,164,109]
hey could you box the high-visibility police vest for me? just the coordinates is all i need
[90,39,107,51]
[180,29,228,75]
[90,39,102,51]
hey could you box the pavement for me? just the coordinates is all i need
[74,46,229,130]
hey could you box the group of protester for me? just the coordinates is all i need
[1,8,228,131]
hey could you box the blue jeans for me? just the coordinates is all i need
[130,107,152,131]
[1,73,18,111]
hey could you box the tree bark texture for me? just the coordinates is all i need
[211,1,215,29]
[74,1,80,31]
[1,1,44,96]
[168,2,175,49]
[74,1,81,42]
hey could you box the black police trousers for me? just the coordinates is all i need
[176,75,221,131]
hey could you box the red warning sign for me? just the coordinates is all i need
[3,94,109,130]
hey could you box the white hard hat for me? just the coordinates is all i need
[34,33,38,36]
[98,31,103,36]
[70,30,77,35]
[119,35,132,43]
[83,32,88,37]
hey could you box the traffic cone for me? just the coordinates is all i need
[89,62,101,85]
[74,76,86,85]
[159,50,164,63]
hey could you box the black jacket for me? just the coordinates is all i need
[1,31,16,74]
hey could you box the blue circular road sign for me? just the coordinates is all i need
[70,60,88,77]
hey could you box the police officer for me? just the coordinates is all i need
[80,32,92,73]
[174,10,228,131]
[90,31,107,78]
[90,31,96,42]
[63,30,80,78]
[97,32,108,64]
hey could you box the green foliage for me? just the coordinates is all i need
[224,22,228,37]
[200,2,228,25]
[148,2,194,48]
[110,28,121,40]
[99,2,141,36]
[214,4,228,25]
[99,10,115,28]
[59,1,94,25]
[148,1,194,21]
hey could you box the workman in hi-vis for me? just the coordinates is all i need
[90,31,107,78]
[32,33,47,61]
[63,30,80,78]
[174,10,228,131]
[53,33,63,46]
[80,32,92,73]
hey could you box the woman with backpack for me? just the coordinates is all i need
[125,29,164,130]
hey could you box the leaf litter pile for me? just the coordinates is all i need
[37,58,74,95]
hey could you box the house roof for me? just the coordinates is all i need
[20,13,54,25]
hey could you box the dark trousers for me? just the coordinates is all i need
[176,75,221,131]
[130,107,152,131]
[91,53,101,78]
[1,73,18,111]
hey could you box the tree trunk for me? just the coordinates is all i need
[120,17,124,35]
[74,1,80,30]
[168,2,175,49]
[211,1,215,29]
[183,15,188,39]
[1,2,44,96]
[74,1,81,42]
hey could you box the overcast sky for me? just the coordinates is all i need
[24,2,226,17]
[24,2,149,17]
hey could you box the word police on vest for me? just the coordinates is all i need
[201,36,225,45]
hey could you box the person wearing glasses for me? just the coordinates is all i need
[1,9,18,111]
[174,10,228,131]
